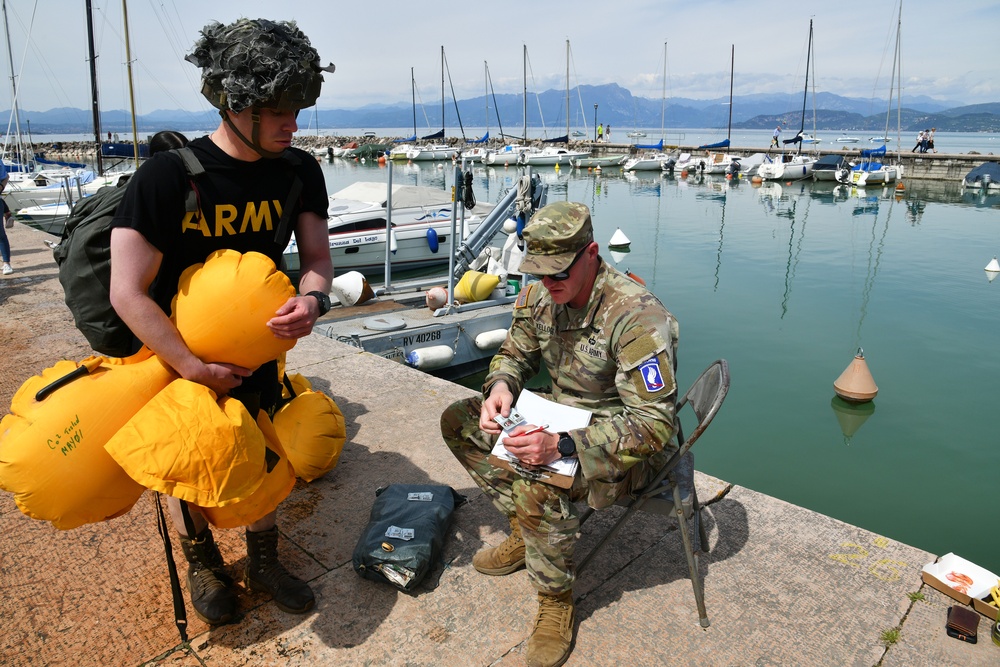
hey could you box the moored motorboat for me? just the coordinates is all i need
[283,182,496,276]
[569,154,627,169]
[962,162,1000,191]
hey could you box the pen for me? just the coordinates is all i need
[517,424,549,436]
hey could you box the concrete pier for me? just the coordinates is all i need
[1,220,997,666]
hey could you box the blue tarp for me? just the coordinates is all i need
[394,135,417,143]
[698,138,730,150]
[542,135,568,144]
[37,155,87,169]
[964,161,1000,185]
[101,142,149,158]
[421,129,445,140]
[635,139,663,151]
[471,131,489,144]
[860,145,887,158]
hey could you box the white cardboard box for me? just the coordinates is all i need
[921,552,999,621]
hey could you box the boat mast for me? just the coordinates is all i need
[895,1,902,158]
[522,44,527,143]
[440,45,444,137]
[659,41,666,139]
[565,39,570,144]
[122,0,139,168]
[798,19,812,155]
[85,0,103,175]
[484,60,488,139]
[726,44,734,143]
[410,67,416,139]
[2,0,26,170]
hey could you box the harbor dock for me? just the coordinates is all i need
[1,220,997,666]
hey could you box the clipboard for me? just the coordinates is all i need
[488,390,591,489]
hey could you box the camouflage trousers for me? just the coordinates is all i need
[441,395,653,595]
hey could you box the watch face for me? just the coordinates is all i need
[558,435,575,456]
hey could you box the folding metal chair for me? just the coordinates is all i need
[576,359,730,628]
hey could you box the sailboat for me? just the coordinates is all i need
[520,40,589,166]
[835,5,904,186]
[482,45,531,166]
[625,41,673,171]
[405,47,457,161]
[758,20,819,181]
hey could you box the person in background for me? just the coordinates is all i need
[597,123,603,142]
[912,129,926,152]
[441,201,679,667]
[110,18,334,626]
[1,159,12,274]
[927,127,937,153]
[771,125,781,148]
[605,124,611,142]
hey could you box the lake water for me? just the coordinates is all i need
[316,156,1000,569]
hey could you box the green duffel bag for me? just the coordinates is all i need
[352,484,462,592]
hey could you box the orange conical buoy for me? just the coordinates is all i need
[895,181,905,191]
[834,348,878,402]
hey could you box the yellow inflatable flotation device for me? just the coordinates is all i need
[454,270,501,304]
[273,373,346,482]
[0,250,304,530]
[0,349,175,529]
[199,411,296,529]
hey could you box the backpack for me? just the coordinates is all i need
[52,147,206,357]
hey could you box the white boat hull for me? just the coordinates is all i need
[519,148,590,166]
[624,153,672,171]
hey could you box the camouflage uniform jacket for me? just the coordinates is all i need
[484,260,679,508]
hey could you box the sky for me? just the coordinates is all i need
[3,0,998,121]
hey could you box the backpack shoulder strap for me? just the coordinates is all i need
[274,149,304,243]
[170,147,205,214]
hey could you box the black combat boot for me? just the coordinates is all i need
[244,527,315,614]
[178,528,237,625]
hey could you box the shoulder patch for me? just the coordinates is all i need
[514,282,536,309]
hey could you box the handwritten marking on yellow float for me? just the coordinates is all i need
[47,414,83,456]
[828,538,908,582]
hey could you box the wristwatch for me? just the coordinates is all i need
[556,432,576,458]
[306,290,332,316]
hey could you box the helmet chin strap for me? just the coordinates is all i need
[221,109,285,159]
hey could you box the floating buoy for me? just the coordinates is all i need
[595,165,602,173]
[378,155,386,165]
[474,328,509,351]
[426,227,440,253]
[833,348,878,403]
[425,286,448,310]
[330,271,375,307]
[986,256,1000,272]
[608,228,631,247]
[554,163,560,171]
[895,181,905,191]
[681,170,688,178]
[726,173,732,180]
[751,175,763,184]
[405,345,455,370]
[785,181,792,186]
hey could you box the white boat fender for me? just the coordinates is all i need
[389,228,398,254]
[502,217,518,234]
[608,228,631,247]
[405,345,455,370]
[426,228,439,253]
[425,286,448,310]
[474,328,509,351]
[330,271,375,307]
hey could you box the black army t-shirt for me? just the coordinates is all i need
[112,136,328,314]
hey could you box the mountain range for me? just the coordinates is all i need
[5,83,999,135]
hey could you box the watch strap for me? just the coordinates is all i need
[306,290,331,316]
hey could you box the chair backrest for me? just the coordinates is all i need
[638,359,730,504]
[676,359,730,451]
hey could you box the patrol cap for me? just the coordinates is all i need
[519,201,594,276]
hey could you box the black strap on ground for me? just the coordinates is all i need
[154,492,189,643]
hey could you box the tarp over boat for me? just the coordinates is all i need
[542,135,568,144]
[635,139,663,151]
[421,129,445,140]
[394,135,417,143]
[964,161,1000,185]
[101,142,149,158]
[36,156,87,169]
[860,145,887,158]
[698,138,730,150]
[471,131,489,144]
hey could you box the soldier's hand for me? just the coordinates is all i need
[480,381,514,434]
[504,429,560,467]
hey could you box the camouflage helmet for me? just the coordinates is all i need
[186,18,334,113]
[519,201,595,276]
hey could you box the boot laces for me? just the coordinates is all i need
[535,596,571,633]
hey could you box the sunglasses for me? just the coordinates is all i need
[547,246,588,281]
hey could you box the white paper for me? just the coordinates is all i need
[490,390,591,477]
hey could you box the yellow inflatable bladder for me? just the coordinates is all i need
[273,374,346,482]
[199,411,296,529]
[0,349,175,529]
[454,270,500,304]
[104,379,268,508]
[172,249,296,369]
